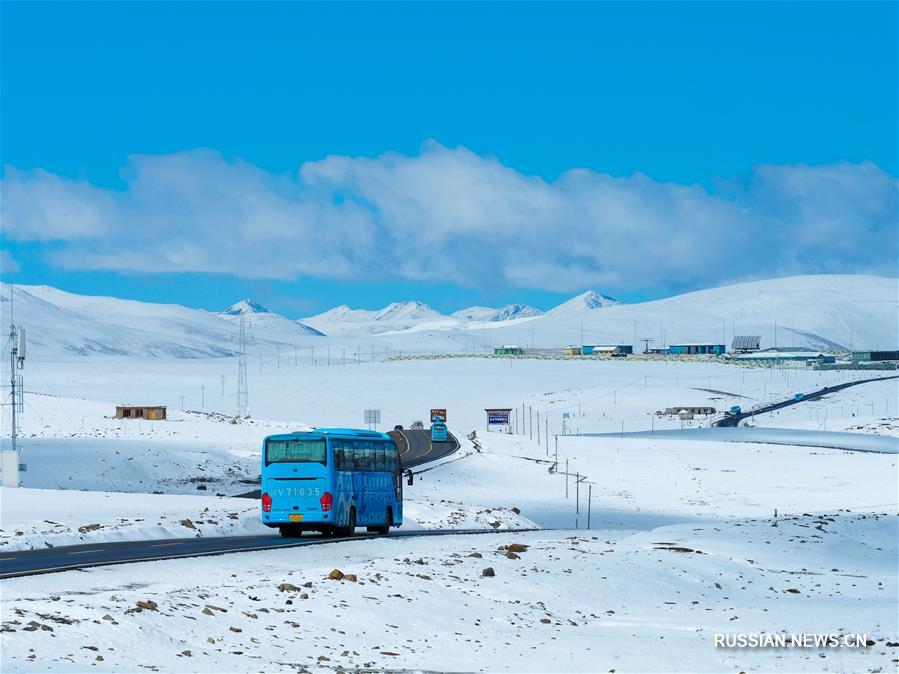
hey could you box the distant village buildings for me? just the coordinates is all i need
[116,405,167,420]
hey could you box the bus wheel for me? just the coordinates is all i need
[342,507,356,537]
[374,508,392,535]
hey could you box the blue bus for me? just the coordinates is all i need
[261,428,404,537]
[430,421,448,442]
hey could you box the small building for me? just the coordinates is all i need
[563,345,583,356]
[668,343,726,356]
[495,345,525,356]
[731,335,761,353]
[583,344,634,355]
[852,350,899,362]
[735,349,833,364]
[663,406,716,416]
[116,405,167,420]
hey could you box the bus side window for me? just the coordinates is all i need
[351,441,365,471]
[363,441,376,471]
[344,445,355,472]
[378,445,388,472]
[334,442,345,471]
[373,446,381,471]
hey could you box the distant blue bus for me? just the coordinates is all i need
[261,429,404,537]
[430,422,448,442]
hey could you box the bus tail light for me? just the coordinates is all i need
[261,492,272,512]
[320,492,333,511]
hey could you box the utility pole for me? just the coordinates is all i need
[529,406,533,440]
[545,419,549,454]
[537,410,541,445]
[575,472,580,528]
[565,460,569,498]
[220,374,225,396]
[522,403,525,435]
[576,473,580,514]
[180,394,185,411]
[237,313,249,418]
[201,385,205,409]
[554,435,558,466]
[587,484,592,529]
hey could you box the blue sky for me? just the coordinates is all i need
[1,2,896,317]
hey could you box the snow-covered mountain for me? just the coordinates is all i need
[2,275,894,358]
[501,275,896,352]
[302,301,449,335]
[221,299,271,316]
[452,304,543,322]
[0,285,326,358]
[219,299,325,337]
[545,290,621,315]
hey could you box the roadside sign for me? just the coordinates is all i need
[487,410,510,424]
[430,408,447,422]
[364,409,381,426]
[484,408,512,430]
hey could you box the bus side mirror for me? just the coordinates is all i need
[405,470,414,486]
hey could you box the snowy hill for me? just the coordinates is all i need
[1,275,894,358]
[452,304,543,322]
[490,275,896,351]
[302,301,448,335]
[0,285,326,358]
[221,299,271,316]
[545,290,622,315]
[219,299,325,337]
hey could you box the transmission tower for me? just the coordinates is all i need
[236,313,249,418]
[4,323,26,487]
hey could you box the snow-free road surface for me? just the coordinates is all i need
[390,428,460,468]
[584,426,899,453]
[0,527,531,579]
[715,375,898,427]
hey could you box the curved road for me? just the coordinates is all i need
[1,428,462,579]
[390,428,461,468]
[715,375,897,427]
[0,527,526,580]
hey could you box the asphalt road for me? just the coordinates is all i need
[0,527,528,579]
[1,429,462,579]
[390,428,461,468]
[714,375,897,427]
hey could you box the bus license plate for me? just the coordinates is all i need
[289,514,303,522]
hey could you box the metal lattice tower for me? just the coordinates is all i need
[4,322,26,487]
[236,313,249,418]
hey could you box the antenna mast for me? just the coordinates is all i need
[237,313,249,418]
[3,322,26,487]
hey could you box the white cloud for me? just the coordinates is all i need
[1,144,896,292]
[0,249,20,274]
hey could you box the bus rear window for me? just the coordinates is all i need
[265,439,327,465]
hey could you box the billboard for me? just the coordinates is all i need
[485,408,512,425]
[430,408,447,422]
[363,409,381,424]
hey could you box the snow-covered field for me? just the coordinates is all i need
[2,512,896,672]
[2,275,898,672]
